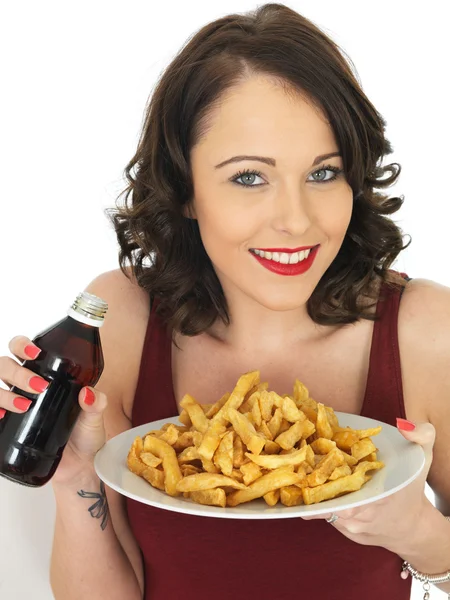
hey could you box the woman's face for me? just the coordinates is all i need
[189,75,353,312]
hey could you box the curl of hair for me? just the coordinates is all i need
[105,2,411,336]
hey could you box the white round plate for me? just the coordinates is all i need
[94,412,425,519]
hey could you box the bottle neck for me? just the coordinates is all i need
[67,291,108,328]
[67,308,104,328]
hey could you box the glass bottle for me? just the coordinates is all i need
[0,292,108,487]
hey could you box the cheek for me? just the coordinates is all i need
[194,198,259,252]
[320,196,353,240]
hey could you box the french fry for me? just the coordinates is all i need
[140,452,163,468]
[316,403,334,439]
[310,438,337,455]
[277,418,291,435]
[227,408,266,455]
[213,430,234,476]
[281,396,307,423]
[233,434,246,468]
[259,390,275,422]
[307,449,345,487]
[176,473,247,492]
[205,393,230,418]
[293,379,310,404]
[198,421,227,461]
[302,470,367,505]
[297,404,317,424]
[257,420,273,441]
[252,396,262,427]
[264,440,281,454]
[177,445,201,464]
[141,466,165,491]
[240,461,263,486]
[178,409,192,427]
[180,394,210,433]
[190,488,226,508]
[245,446,308,469]
[159,423,180,446]
[263,489,280,506]
[143,435,183,497]
[227,467,301,506]
[280,485,304,506]
[127,438,147,476]
[267,408,283,438]
[351,438,377,461]
[353,460,385,475]
[328,463,352,480]
[332,430,359,452]
[213,371,260,424]
[275,420,304,450]
[181,464,202,477]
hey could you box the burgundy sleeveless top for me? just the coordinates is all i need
[126,274,412,600]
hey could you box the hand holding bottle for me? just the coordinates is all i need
[0,335,109,486]
[0,292,108,487]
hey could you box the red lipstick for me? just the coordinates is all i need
[250,245,319,276]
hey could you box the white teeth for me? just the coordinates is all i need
[253,247,315,264]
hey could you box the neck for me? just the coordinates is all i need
[209,286,337,352]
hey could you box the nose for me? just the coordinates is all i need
[271,183,312,236]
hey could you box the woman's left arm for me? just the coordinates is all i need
[301,278,450,595]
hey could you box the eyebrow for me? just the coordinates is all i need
[214,151,342,169]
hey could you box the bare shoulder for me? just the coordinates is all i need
[398,277,450,512]
[398,278,450,365]
[83,266,150,423]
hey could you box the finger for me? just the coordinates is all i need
[8,336,42,362]
[77,387,108,424]
[0,355,50,395]
[396,419,436,466]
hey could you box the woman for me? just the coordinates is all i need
[1,3,449,599]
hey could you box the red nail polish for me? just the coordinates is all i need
[0,408,6,419]
[396,418,416,431]
[83,388,96,405]
[29,376,49,393]
[13,397,33,411]
[24,344,41,360]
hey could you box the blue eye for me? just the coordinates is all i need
[230,163,344,188]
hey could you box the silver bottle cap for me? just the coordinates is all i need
[67,292,108,328]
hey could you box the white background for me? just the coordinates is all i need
[0,1,448,598]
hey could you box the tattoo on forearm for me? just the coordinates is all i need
[77,481,109,530]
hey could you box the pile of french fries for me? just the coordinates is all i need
[127,371,384,508]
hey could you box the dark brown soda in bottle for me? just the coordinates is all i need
[0,292,108,487]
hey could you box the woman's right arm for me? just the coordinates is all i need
[49,269,146,599]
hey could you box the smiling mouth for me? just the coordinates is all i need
[249,245,319,265]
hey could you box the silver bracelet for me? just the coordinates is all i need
[401,515,450,599]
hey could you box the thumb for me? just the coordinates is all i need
[396,418,435,465]
[78,387,108,427]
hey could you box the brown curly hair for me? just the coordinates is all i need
[105,2,410,336]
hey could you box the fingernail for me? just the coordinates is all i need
[0,408,6,419]
[396,417,416,431]
[24,344,41,360]
[13,397,33,411]
[29,376,49,393]
[83,388,96,405]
